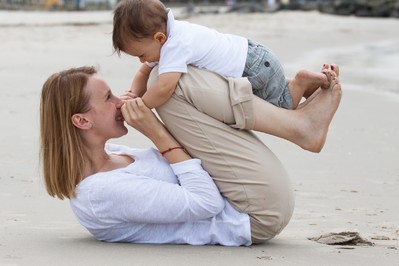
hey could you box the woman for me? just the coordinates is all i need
[40,65,341,246]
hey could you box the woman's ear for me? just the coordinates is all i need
[153,32,167,45]
[71,114,92,130]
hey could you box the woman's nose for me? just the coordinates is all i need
[115,97,124,108]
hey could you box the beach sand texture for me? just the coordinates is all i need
[0,9,399,265]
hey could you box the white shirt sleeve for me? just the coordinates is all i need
[90,159,225,224]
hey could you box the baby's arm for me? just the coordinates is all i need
[129,63,153,97]
[142,72,182,109]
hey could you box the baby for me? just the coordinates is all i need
[112,0,338,110]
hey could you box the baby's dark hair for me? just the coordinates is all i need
[113,0,168,55]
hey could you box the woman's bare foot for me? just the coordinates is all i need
[297,88,321,109]
[253,68,341,152]
[294,69,342,152]
[321,63,340,89]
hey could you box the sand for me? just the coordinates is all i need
[0,8,398,265]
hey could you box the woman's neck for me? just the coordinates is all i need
[83,145,134,177]
[82,146,110,177]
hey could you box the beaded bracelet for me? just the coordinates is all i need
[160,146,187,156]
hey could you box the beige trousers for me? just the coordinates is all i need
[152,66,295,244]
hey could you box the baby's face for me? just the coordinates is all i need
[123,37,162,63]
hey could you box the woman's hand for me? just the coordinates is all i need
[121,98,166,140]
[120,89,137,102]
[121,98,191,163]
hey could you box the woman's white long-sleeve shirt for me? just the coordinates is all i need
[70,144,251,246]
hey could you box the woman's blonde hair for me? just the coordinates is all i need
[40,66,96,199]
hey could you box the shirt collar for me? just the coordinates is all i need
[166,8,175,38]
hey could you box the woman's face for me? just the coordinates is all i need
[84,74,127,141]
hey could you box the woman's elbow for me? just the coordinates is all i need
[208,195,225,215]
[193,194,225,218]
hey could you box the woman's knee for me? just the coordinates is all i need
[177,66,255,130]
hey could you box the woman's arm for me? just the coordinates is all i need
[92,158,225,223]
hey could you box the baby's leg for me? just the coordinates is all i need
[253,69,342,152]
[288,64,339,109]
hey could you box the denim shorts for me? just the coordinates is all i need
[243,40,293,109]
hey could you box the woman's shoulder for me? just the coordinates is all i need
[75,161,147,201]
[105,143,158,157]
[105,143,138,154]
[81,144,163,184]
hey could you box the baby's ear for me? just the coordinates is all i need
[153,32,167,44]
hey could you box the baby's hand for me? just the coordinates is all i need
[120,89,137,102]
